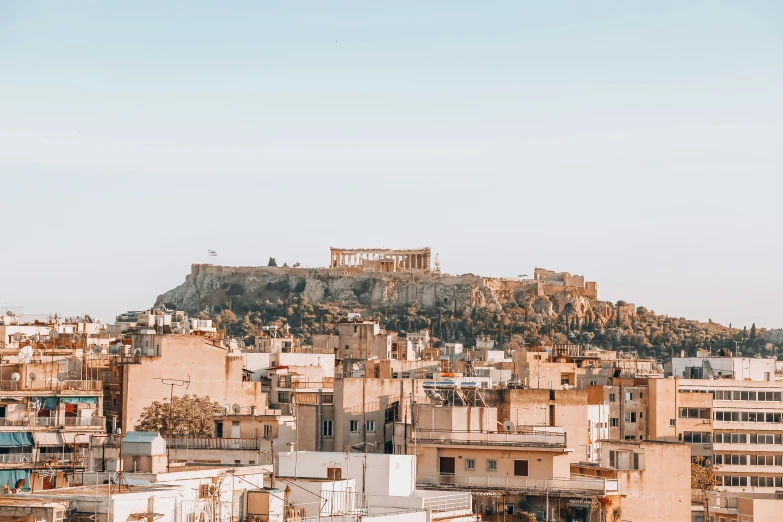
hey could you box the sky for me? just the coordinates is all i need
[1,2,782,329]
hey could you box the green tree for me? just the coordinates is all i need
[135,394,221,436]
[267,257,278,267]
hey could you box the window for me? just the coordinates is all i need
[609,393,616,403]
[505,504,515,515]
[465,459,476,471]
[487,459,498,472]
[639,392,643,399]
[670,419,676,426]
[680,408,711,419]
[610,418,619,427]
[278,392,290,404]
[322,420,333,437]
[624,412,637,423]
[322,394,334,405]
[263,425,272,438]
[513,460,529,476]
[345,344,350,350]
[609,450,616,467]
[625,392,633,401]
[683,432,711,444]
[365,420,376,432]
[350,420,359,432]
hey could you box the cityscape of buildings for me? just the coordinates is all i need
[0,255,780,522]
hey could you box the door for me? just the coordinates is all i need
[514,459,529,476]
[439,456,456,476]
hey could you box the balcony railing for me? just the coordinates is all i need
[413,428,567,448]
[165,437,261,450]
[0,416,104,427]
[0,453,86,466]
[279,378,334,390]
[62,416,105,427]
[421,493,472,513]
[417,474,618,496]
[0,380,103,392]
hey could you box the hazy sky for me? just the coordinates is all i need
[1,2,782,329]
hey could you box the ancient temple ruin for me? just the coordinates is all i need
[330,247,431,272]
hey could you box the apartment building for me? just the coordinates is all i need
[397,400,620,521]
[588,380,650,442]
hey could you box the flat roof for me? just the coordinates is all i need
[0,497,67,507]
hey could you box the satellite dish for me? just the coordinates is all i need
[13,332,23,342]
[29,372,37,382]
[91,344,102,354]
[232,403,241,414]
[32,334,40,342]
[222,404,231,415]
[133,348,142,356]
[503,420,516,433]
[18,346,33,364]
[10,373,20,382]
[49,329,60,340]
[109,345,119,355]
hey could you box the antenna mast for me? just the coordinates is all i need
[155,375,191,472]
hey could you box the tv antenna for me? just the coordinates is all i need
[155,375,191,472]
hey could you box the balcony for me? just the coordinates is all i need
[278,377,334,390]
[413,428,567,449]
[0,380,103,393]
[0,452,87,467]
[417,474,619,497]
[165,436,261,450]
[0,416,104,428]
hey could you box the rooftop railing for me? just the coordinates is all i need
[417,474,618,496]
[165,436,261,451]
[413,428,567,448]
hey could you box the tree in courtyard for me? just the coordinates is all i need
[691,456,721,522]
[135,394,221,436]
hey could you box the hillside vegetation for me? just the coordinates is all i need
[156,265,782,361]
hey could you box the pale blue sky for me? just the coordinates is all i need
[1,2,782,328]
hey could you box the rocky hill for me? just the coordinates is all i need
[155,264,780,360]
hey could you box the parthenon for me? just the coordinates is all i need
[330,247,431,272]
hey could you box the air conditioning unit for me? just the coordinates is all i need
[28,402,37,409]
[199,483,217,498]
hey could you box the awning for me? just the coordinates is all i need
[0,432,33,447]
[60,396,98,405]
[60,432,90,445]
[33,432,63,446]
[43,397,58,410]
[0,469,30,491]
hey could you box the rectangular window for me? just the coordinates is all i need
[609,393,616,402]
[465,459,476,471]
[625,392,633,401]
[323,420,333,437]
[350,420,359,432]
[670,419,676,426]
[513,460,529,477]
[609,450,616,467]
[624,412,637,423]
[263,425,272,438]
[278,392,290,404]
[322,394,334,405]
[487,459,498,472]
[610,418,619,427]
[365,420,376,432]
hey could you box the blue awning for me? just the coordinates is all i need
[60,396,98,405]
[0,469,30,491]
[0,432,33,447]
[43,397,58,409]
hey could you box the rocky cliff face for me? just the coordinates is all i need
[155,264,612,323]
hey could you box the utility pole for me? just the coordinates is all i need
[155,376,190,472]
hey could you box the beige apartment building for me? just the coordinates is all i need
[399,402,620,521]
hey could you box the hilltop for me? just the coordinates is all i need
[155,264,781,360]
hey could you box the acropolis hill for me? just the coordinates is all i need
[157,247,621,328]
[155,247,773,359]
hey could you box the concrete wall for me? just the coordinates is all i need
[606,441,691,522]
[122,335,265,431]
